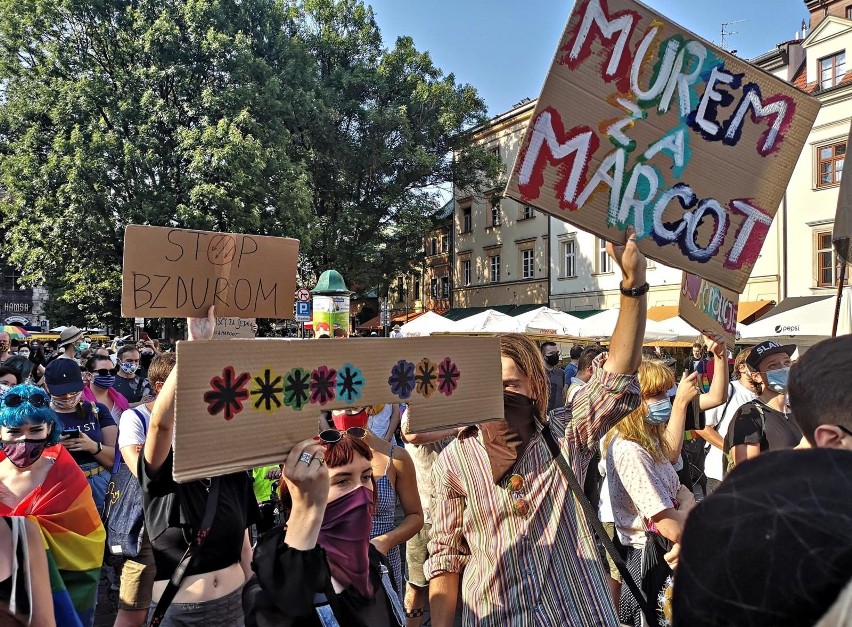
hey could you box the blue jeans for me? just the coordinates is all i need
[79,461,111,514]
[147,584,245,627]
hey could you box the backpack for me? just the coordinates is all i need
[101,408,148,557]
[722,401,766,477]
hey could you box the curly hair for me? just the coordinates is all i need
[0,383,63,444]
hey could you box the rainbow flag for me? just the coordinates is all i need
[1,445,105,627]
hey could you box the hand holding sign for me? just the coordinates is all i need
[606,226,647,288]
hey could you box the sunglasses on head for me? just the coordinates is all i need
[2,393,50,408]
[318,427,366,443]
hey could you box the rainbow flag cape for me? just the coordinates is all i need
[1,445,105,627]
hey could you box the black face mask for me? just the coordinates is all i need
[544,354,560,367]
[478,391,538,484]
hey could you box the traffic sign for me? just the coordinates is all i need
[295,301,311,322]
[296,288,311,302]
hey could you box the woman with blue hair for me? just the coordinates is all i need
[0,383,105,627]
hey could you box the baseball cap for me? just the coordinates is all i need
[744,340,796,372]
[673,449,852,626]
[44,359,84,395]
[57,326,84,349]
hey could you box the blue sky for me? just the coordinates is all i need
[367,0,809,116]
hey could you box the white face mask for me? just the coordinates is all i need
[19,350,29,358]
[120,362,138,375]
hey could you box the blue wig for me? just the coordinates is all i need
[0,383,63,444]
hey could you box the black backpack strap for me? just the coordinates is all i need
[541,425,659,626]
[148,478,221,626]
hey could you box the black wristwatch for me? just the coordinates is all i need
[619,281,650,297]
[95,441,103,455]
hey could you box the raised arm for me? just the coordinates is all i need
[662,372,700,462]
[144,305,215,474]
[603,226,648,376]
[698,334,729,411]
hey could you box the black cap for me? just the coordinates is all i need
[745,340,796,372]
[44,358,84,395]
[673,449,852,626]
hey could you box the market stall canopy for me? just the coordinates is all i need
[578,309,678,342]
[737,289,852,347]
[452,310,522,333]
[399,311,457,336]
[514,306,583,336]
[658,317,702,343]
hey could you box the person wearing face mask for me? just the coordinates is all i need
[52,326,85,363]
[44,359,117,512]
[113,345,153,406]
[427,228,648,627]
[0,384,106,627]
[320,407,422,596]
[725,341,805,471]
[0,367,21,394]
[81,354,129,423]
[243,432,406,626]
[603,359,700,626]
[0,331,11,365]
[540,342,565,413]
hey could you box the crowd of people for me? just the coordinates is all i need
[1,230,851,626]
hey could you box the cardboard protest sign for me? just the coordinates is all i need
[121,226,299,318]
[173,336,503,481]
[213,318,256,339]
[678,272,739,346]
[505,0,820,293]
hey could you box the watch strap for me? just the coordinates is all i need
[619,281,650,297]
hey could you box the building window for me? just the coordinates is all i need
[816,230,840,287]
[396,277,404,303]
[413,277,420,300]
[430,237,438,256]
[461,207,472,233]
[520,205,534,220]
[490,202,501,227]
[490,145,500,161]
[818,142,846,187]
[430,278,438,299]
[597,238,613,274]
[847,6,852,19]
[441,233,449,253]
[562,239,576,278]
[462,259,471,286]
[820,51,846,89]
[3,267,20,292]
[440,276,449,298]
[489,255,501,283]
[521,249,534,279]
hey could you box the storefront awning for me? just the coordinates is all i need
[391,311,425,324]
[355,315,383,330]
[647,305,678,321]
[738,300,775,323]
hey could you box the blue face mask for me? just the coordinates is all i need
[644,399,672,425]
[93,375,116,389]
[765,367,790,394]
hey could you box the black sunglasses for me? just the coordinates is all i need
[2,393,50,408]
[88,368,115,376]
[318,427,366,443]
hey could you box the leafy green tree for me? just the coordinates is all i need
[0,0,499,329]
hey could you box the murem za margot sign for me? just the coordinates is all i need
[506,0,820,293]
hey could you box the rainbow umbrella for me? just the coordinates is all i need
[0,325,29,340]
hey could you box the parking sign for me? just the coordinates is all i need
[295,301,311,322]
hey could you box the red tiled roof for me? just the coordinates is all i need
[790,59,852,94]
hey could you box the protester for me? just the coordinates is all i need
[673,448,852,626]
[427,228,646,626]
[367,404,402,442]
[725,341,804,470]
[0,367,20,392]
[540,341,565,413]
[114,353,175,627]
[28,341,47,370]
[694,347,757,494]
[113,346,152,405]
[0,333,10,365]
[141,307,254,627]
[82,355,129,423]
[322,407,422,594]
[604,359,699,626]
[399,407,456,627]
[389,324,402,338]
[0,384,105,627]
[682,342,705,375]
[0,515,54,627]
[55,327,84,362]
[788,335,852,450]
[243,434,406,626]
[562,345,582,385]
[564,346,603,404]
[44,359,116,512]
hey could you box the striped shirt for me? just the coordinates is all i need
[426,368,640,626]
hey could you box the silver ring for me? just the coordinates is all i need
[298,452,314,465]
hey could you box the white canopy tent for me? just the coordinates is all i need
[514,306,584,336]
[49,326,68,333]
[452,310,522,333]
[578,309,679,342]
[658,317,703,343]
[738,288,852,347]
[398,311,457,336]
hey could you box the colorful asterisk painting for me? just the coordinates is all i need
[283,367,311,410]
[414,358,438,397]
[250,368,284,412]
[437,357,460,396]
[204,366,251,420]
[388,359,416,400]
[336,364,365,403]
[310,366,338,405]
